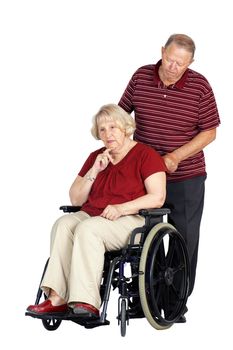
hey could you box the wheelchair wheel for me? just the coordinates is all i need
[42,318,62,331]
[139,223,189,330]
[119,299,127,337]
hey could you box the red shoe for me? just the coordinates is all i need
[73,303,99,318]
[27,299,68,315]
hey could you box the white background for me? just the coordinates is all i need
[0,0,232,348]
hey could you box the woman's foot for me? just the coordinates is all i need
[73,303,99,318]
[27,299,68,315]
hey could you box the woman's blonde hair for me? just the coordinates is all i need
[91,104,135,140]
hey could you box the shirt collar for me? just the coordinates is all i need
[153,59,189,89]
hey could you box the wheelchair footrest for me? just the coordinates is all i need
[25,311,67,320]
[25,310,110,328]
[82,318,110,328]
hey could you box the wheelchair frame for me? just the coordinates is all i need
[26,206,190,336]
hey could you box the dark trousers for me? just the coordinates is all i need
[166,175,206,296]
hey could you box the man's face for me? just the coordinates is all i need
[161,43,193,83]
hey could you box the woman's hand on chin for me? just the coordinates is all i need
[93,149,114,172]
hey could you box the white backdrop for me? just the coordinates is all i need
[0,0,232,349]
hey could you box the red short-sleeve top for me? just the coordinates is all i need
[78,142,166,216]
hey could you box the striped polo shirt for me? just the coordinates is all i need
[119,60,220,182]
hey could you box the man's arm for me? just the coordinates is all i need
[163,128,217,173]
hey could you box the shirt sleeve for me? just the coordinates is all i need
[198,83,221,131]
[118,71,137,113]
[139,145,167,180]
[78,148,104,177]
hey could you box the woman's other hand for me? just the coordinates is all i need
[100,204,124,221]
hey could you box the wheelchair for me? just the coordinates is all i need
[25,206,190,337]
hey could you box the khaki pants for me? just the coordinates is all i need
[41,211,144,309]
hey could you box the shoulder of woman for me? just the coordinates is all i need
[136,142,160,156]
[90,147,106,157]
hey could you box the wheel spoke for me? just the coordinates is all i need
[170,282,180,299]
[157,240,167,269]
[173,263,185,274]
[151,281,164,314]
[151,264,165,287]
[166,236,176,267]
[42,318,62,330]
[162,285,171,317]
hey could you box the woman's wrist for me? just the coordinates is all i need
[86,174,96,182]
[86,167,99,181]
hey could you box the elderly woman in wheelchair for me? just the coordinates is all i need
[26,104,189,336]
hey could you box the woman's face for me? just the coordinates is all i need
[97,116,127,152]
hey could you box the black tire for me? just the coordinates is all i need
[42,318,62,331]
[139,223,189,330]
[119,299,127,337]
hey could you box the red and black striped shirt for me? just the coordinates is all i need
[119,60,220,182]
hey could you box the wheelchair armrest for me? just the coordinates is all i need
[129,208,171,246]
[59,205,81,213]
[139,208,171,217]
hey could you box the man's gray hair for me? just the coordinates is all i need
[165,34,196,58]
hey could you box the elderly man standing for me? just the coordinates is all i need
[119,33,220,321]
